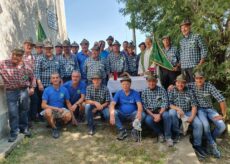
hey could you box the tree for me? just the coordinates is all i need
[118,0,230,97]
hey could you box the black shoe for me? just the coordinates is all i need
[117,129,128,140]
[52,128,60,139]
[20,129,32,137]
[8,135,17,142]
[193,146,208,158]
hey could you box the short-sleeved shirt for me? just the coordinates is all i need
[85,84,110,104]
[187,82,225,108]
[63,80,86,104]
[141,86,168,112]
[163,46,179,67]
[107,52,128,73]
[42,85,70,108]
[179,32,207,69]
[75,51,89,79]
[113,89,141,115]
[83,57,108,80]
[168,87,197,112]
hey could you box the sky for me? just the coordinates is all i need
[64,0,146,53]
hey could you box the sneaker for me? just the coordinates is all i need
[193,145,208,158]
[158,134,165,143]
[173,135,180,143]
[117,129,128,140]
[88,129,95,136]
[210,143,221,158]
[166,138,174,147]
[8,135,17,142]
[52,128,60,139]
[20,129,32,137]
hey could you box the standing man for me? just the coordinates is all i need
[107,40,129,77]
[85,73,110,135]
[0,48,35,142]
[41,73,72,139]
[83,45,109,85]
[141,74,173,146]
[71,41,79,56]
[34,42,44,59]
[160,35,180,89]
[63,71,86,122]
[179,19,207,82]
[137,42,146,64]
[121,41,129,56]
[110,77,145,140]
[59,40,79,83]
[75,39,90,82]
[105,36,114,53]
[99,40,109,59]
[188,71,226,158]
[125,42,139,76]
[55,42,63,56]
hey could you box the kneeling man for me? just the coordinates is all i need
[41,72,72,139]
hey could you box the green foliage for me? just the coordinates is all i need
[118,0,230,97]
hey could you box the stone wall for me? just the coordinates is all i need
[0,0,67,139]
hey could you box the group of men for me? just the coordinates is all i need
[0,18,227,159]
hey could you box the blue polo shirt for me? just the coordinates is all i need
[113,89,141,115]
[63,80,86,104]
[75,51,89,79]
[100,50,109,59]
[42,86,70,108]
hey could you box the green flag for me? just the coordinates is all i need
[36,21,47,42]
[149,38,174,71]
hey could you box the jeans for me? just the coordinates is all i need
[114,110,146,130]
[145,111,172,139]
[198,108,226,145]
[6,88,30,137]
[169,109,203,146]
[29,87,39,121]
[85,104,110,130]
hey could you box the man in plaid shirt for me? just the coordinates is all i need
[58,40,79,83]
[179,19,207,82]
[107,40,129,77]
[187,71,226,158]
[168,74,206,157]
[85,73,110,135]
[0,48,35,142]
[83,45,109,85]
[141,74,173,146]
[125,42,139,76]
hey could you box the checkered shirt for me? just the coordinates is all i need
[57,54,79,78]
[163,46,179,66]
[83,57,108,80]
[35,55,63,87]
[141,86,169,112]
[125,53,139,75]
[0,60,35,89]
[168,87,197,112]
[85,84,110,104]
[179,32,207,69]
[107,52,128,73]
[23,53,36,71]
[187,82,225,108]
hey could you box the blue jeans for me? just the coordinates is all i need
[85,104,110,130]
[145,111,172,139]
[114,110,146,130]
[169,109,203,146]
[6,88,30,137]
[198,108,226,145]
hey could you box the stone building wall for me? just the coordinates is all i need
[0,0,67,139]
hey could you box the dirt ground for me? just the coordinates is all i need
[1,122,230,164]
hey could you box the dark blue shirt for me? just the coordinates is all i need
[113,89,141,115]
[63,80,86,104]
[42,86,70,108]
[75,51,89,79]
[100,50,109,59]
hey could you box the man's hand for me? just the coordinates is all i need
[38,83,44,91]
[153,114,161,122]
[187,116,194,123]
[178,109,184,118]
[213,115,224,121]
[28,88,35,96]
[94,102,103,110]
[70,104,77,112]
[57,108,64,113]
[136,112,142,121]
[110,113,115,125]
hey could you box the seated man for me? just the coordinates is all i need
[63,71,86,123]
[110,76,145,140]
[85,73,110,135]
[168,74,206,157]
[41,72,72,139]
[188,71,227,158]
[141,74,173,146]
